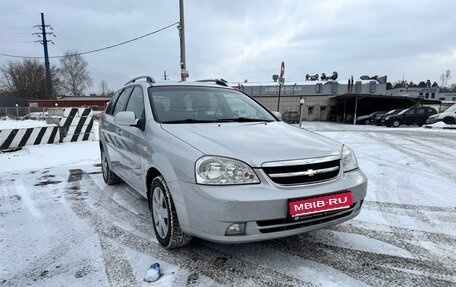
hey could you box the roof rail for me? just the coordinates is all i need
[125,75,155,85]
[195,79,229,87]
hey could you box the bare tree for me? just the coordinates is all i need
[99,80,109,96]
[0,58,60,99]
[59,51,92,96]
[440,69,451,88]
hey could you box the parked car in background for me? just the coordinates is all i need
[384,106,437,127]
[376,109,403,126]
[99,76,367,248]
[426,104,456,125]
[355,111,386,125]
[282,110,299,123]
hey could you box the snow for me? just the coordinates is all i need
[424,121,456,129]
[0,118,54,129]
[1,120,456,286]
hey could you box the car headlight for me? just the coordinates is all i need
[341,145,359,172]
[195,156,260,185]
[384,116,391,120]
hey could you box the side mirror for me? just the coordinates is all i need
[114,111,138,127]
[272,111,282,121]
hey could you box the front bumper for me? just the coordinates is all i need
[426,117,441,124]
[168,168,367,243]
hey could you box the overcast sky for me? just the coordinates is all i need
[1,0,455,93]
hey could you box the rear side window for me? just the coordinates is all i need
[416,108,425,115]
[113,87,134,115]
[105,90,120,115]
[125,86,145,119]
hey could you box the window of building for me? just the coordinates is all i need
[320,106,326,113]
[419,92,423,96]
[431,92,435,99]
[355,81,362,93]
[331,82,338,93]
[439,97,445,100]
[316,83,322,93]
[425,93,429,98]
[369,81,376,93]
[308,106,314,115]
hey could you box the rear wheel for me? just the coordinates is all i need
[101,149,121,185]
[149,176,192,248]
[392,120,401,127]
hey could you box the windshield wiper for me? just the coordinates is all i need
[215,117,273,122]
[161,119,216,124]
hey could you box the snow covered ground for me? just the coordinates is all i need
[1,122,456,286]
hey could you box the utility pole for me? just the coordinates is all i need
[178,0,188,81]
[34,13,55,98]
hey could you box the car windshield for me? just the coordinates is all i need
[149,86,276,124]
[445,104,456,112]
[398,108,409,115]
[385,109,397,115]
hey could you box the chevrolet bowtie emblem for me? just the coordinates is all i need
[304,169,317,176]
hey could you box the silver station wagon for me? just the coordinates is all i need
[99,76,367,248]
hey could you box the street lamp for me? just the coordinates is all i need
[299,98,305,128]
[15,104,18,117]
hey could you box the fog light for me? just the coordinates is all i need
[225,223,246,235]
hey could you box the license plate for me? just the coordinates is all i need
[289,191,353,217]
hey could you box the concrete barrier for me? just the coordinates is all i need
[0,126,60,151]
[47,108,96,142]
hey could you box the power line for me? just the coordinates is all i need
[0,21,179,59]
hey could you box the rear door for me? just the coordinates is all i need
[116,85,147,193]
[102,87,134,174]
[403,109,416,125]
[415,108,426,125]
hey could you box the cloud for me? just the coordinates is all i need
[1,0,455,92]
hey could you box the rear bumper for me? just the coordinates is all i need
[168,169,367,243]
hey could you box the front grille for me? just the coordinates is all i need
[257,202,360,234]
[262,159,340,185]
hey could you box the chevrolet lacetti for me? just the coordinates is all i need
[99,76,368,248]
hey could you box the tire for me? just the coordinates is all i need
[365,119,370,125]
[149,176,192,248]
[101,149,122,185]
[443,117,456,125]
[392,120,401,127]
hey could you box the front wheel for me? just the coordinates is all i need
[392,120,401,127]
[443,117,455,125]
[149,176,192,248]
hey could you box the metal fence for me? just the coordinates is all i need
[0,107,50,118]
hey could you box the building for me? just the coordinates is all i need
[26,96,111,111]
[439,92,456,102]
[235,80,387,121]
[387,86,440,100]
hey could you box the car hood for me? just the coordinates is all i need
[430,112,454,119]
[161,122,342,167]
[356,115,371,120]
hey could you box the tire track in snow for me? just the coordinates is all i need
[99,236,138,287]
[329,223,456,265]
[68,170,311,286]
[366,132,456,181]
[363,200,456,224]
[263,235,456,287]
